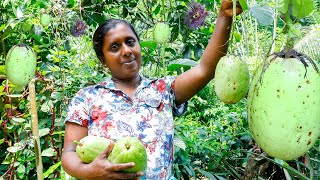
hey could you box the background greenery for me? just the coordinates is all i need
[0,0,319,179]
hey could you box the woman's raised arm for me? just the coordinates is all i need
[174,0,242,105]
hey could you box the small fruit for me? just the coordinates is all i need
[5,43,37,86]
[40,14,51,27]
[247,50,320,160]
[75,136,111,163]
[108,136,147,173]
[153,22,171,44]
[214,55,250,104]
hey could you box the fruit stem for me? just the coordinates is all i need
[283,0,296,50]
[74,140,82,146]
[125,144,131,150]
[229,0,237,51]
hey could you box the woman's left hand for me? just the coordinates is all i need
[220,0,243,17]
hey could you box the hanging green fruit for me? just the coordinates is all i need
[247,49,320,160]
[5,43,37,86]
[153,22,171,44]
[214,55,250,104]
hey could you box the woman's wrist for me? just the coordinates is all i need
[217,11,233,23]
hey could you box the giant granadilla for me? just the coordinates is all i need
[70,20,87,37]
[184,1,209,29]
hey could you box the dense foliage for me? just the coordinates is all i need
[0,0,319,179]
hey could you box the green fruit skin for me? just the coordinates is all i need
[40,14,51,27]
[5,44,37,86]
[153,22,170,44]
[214,55,250,104]
[76,136,111,163]
[108,137,147,173]
[247,55,320,160]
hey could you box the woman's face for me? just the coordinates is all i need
[101,23,142,80]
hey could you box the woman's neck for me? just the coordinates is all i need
[112,75,141,98]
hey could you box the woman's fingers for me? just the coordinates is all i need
[106,162,135,171]
[221,0,243,17]
[100,141,114,159]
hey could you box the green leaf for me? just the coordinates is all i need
[173,136,186,150]
[11,117,26,123]
[153,4,161,15]
[0,23,6,31]
[39,128,50,137]
[196,168,217,180]
[281,0,290,14]
[41,148,55,157]
[249,6,274,26]
[291,0,314,19]
[41,100,53,112]
[239,0,248,11]
[140,41,157,54]
[0,138,5,145]
[6,94,23,98]
[43,161,61,178]
[232,32,242,42]
[7,145,22,153]
[168,58,198,71]
[140,41,157,49]
[17,164,25,178]
[15,7,24,19]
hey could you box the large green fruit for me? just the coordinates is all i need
[153,22,170,44]
[108,136,147,173]
[5,43,37,86]
[75,136,111,163]
[214,55,250,104]
[247,50,320,160]
[40,14,51,27]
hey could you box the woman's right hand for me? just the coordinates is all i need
[85,142,144,180]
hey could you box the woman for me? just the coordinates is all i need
[62,0,242,179]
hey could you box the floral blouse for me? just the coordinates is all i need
[65,76,187,180]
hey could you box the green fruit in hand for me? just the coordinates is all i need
[75,136,111,163]
[214,55,250,104]
[40,14,51,27]
[5,43,37,86]
[247,50,320,160]
[153,22,170,44]
[108,136,147,173]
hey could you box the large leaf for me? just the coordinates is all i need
[249,6,274,26]
[239,0,249,11]
[292,0,315,19]
[168,59,198,71]
[294,24,320,62]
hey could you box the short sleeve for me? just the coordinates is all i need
[64,88,90,127]
[163,76,188,116]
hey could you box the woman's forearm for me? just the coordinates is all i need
[62,151,91,179]
[200,12,233,78]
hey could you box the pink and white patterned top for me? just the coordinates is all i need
[65,76,187,180]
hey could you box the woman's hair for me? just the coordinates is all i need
[92,19,139,63]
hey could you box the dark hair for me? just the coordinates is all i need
[92,19,139,63]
